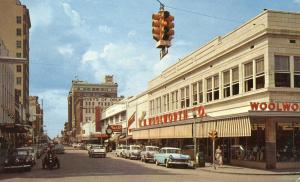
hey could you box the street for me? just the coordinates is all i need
[0,147,298,182]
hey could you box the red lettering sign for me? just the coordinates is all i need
[250,102,300,112]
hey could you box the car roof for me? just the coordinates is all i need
[145,146,159,148]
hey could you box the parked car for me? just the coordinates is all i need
[141,146,159,163]
[3,149,33,172]
[124,145,141,160]
[88,145,106,158]
[116,145,127,157]
[17,147,37,165]
[53,144,65,154]
[154,147,191,168]
[182,145,195,160]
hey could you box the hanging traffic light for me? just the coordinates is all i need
[152,12,162,41]
[161,11,174,42]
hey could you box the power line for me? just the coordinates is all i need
[153,1,243,24]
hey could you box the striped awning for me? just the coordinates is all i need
[196,116,251,138]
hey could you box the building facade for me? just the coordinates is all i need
[133,10,300,169]
[29,96,43,144]
[0,0,31,124]
[67,75,123,142]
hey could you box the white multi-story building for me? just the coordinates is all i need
[133,10,300,169]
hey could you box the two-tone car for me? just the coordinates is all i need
[154,147,191,168]
[140,146,159,163]
[88,145,106,158]
[3,149,33,172]
[124,145,141,160]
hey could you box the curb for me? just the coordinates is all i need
[197,168,300,176]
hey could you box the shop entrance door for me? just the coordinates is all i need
[216,138,230,164]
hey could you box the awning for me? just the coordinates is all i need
[196,116,251,138]
[132,130,149,139]
[119,135,132,142]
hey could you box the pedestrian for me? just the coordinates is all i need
[215,145,223,166]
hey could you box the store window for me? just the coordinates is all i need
[275,55,290,87]
[213,75,219,100]
[256,58,265,89]
[192,83,197,105]
[244,62,253,92]
[198,81,203,103]
[185,86,190,108]
[277,122,300,162]
[181,88,185,108]
[206,77,212,102]
[231,123,265,161]
[223,70,230,98]
[232,67,239,95]
[294,56,300,88]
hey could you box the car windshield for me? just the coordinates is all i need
[148,147,159,151]
[167,149,181,154]
[16,150,28,156]
[132,146,140,150]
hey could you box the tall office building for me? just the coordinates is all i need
[0,0,31,124]
[68,75,123,141]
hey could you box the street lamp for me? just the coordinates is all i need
[192,110,197,166]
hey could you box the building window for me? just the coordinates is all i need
[156,97,161,114]
[232,67,239,95]
[185,86,190,107]
[223,71,230,98]
[16,40,22,48]
[16,28,22,36]
[181,88,185,108]
[213,75,219,100]
[175,90,178,109]
[198,81,203,103]
[275,55,290,87]
[294,56,300,88]
[16,16,22,24]
[206,77,212,102]
[171,92,175,110]
[16,65,22,72]
[192,83,197,105]
[16,77,21,85]
[255,58,265,89]
[16,52,22,58]
[244,62,253,92]
[163,95,167,112]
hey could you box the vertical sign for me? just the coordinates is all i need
[95,106,102,132]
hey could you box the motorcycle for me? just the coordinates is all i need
[42,152,60,170]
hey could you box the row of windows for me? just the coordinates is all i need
[149,57,265,116]
[85,101,112,107]
[77,87,116,92]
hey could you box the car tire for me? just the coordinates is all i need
[155,160,159,166]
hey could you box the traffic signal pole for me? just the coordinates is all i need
[212,138,216,169]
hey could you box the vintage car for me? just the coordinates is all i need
[124,145,141,160]
[140,146,159,163]
[3,149,33,172]
[53,144,65,154]
[17,147,36,165]
[88,145,106,158]
[115,145,127,157]
[154,147,191,168]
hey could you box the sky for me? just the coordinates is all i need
[21,0,300,138]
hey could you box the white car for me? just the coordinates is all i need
[88,145,106,158]
[116,145,127,157]
[124,145,141,160]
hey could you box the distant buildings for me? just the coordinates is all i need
[29,96,44,144]
[67,75,123,142]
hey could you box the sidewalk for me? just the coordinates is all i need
[197,163,300,175]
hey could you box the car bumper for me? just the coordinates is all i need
[4,165,31,169]
[91,153,106,157]
[168,161,189,165]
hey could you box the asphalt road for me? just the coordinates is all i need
[0,147,298,182]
